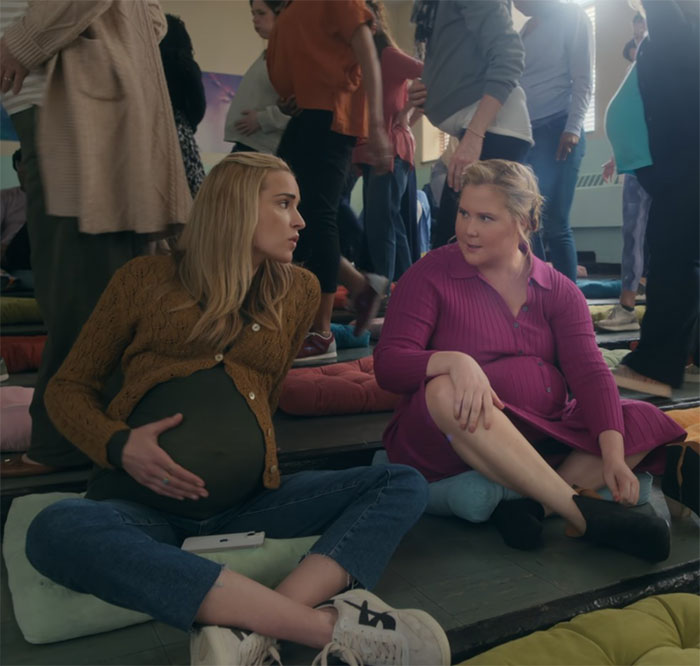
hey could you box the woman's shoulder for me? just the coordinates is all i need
[113,254,176,284]
[288,264,321,298]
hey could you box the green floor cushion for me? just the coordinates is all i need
[3,492,318,644]
[600,347,630,369]
[589,303,645,324]
[0,297,43,324]
[461,593,700,665]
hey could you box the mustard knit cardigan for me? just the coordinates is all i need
[44,255,320,489]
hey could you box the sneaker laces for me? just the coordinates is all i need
[240,633,282,666]
[312,630,404,666]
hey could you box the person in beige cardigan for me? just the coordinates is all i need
[0,0,191,478]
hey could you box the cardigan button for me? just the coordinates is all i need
[248,392,256,400]
[252,323,261,332]
[522,305,529,312]
[214,353,224,362]
[270,465,278,473]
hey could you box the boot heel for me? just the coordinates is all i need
[665,494,692,519]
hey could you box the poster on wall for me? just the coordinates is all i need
[196,71,242,158]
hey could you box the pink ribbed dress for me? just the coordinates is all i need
[374,244,685,482]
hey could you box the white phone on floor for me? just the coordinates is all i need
[181,531,265,554]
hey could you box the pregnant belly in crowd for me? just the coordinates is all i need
[483,355,569,418]
[86,367,265,520]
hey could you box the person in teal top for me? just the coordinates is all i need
[597,54,653,333]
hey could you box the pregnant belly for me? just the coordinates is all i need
[484,355,569,418]
[87,368,266,520]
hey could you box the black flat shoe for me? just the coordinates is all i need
[491,498,545,550]
[572,494,670,562]
[662,440,699,517]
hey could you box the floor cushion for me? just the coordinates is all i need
[0,386,33,451]
[589,304,645,324]
[0,297,43,324]
[665,407,700,441]
[278,356,400,416]
[460,593,699,665]
[3,492,318,644]
[1,335,46,373]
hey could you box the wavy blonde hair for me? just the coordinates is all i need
[174,152,294,350]
[460,159,544,244]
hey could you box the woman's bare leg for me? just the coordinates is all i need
[312,293,335,334]
[275,553,349,607]
[425,375,586,532]
[556,450,647,492]
[196,568,335,649]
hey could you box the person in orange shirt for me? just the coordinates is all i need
[268,0,393,364]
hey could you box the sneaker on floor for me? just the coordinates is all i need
[684,364,700,383]
[596,304,640,332]
[612,365,671,398]
[0,358,8,382]
[350,274,389,337]
[312,589,451,666]
[293,331,337,367]
[190,626,281,666]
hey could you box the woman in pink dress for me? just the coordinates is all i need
[374,159,691,561]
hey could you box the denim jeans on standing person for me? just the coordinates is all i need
[527,112,586,282]
[361,157,413,283]
[25,465,428,631]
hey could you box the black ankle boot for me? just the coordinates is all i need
[491,499,545,550]
[572,494,670,562]
[662,440,699,517]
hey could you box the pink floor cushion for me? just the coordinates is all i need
[0,386,33,452]
[279,357,400,416]
[1,335,46,373]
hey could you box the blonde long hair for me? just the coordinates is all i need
[174,152,294,350]
[460,160,544,244]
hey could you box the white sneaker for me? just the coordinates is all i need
[191,626,281,666]
[0,358,8,382]
[312,590,450,666]
[684,364,700,383]
[596,304,640,332]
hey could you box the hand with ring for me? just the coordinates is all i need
[120,413,209,500]
[0,38,29,95]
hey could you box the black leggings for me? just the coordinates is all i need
[432,132,531,248]
[277,110,355,293]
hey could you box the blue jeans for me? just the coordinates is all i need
[527,113,586,282]
[26,465,427,631]
[361,157,412,283]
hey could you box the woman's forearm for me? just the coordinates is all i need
[598,429,626,461]
[466,94,503,137]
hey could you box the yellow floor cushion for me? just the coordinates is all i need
[461,594,699,665]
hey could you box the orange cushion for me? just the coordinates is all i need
[1,335,46,373]
[665,407,700,442]
[278,357,400,416]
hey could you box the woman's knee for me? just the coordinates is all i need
[374,463,429,519]
[425,375,455,423]
[26,499,91,573]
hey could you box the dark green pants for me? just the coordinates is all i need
[11,107,147,468]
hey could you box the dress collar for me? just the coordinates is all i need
[445,242,553,290]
